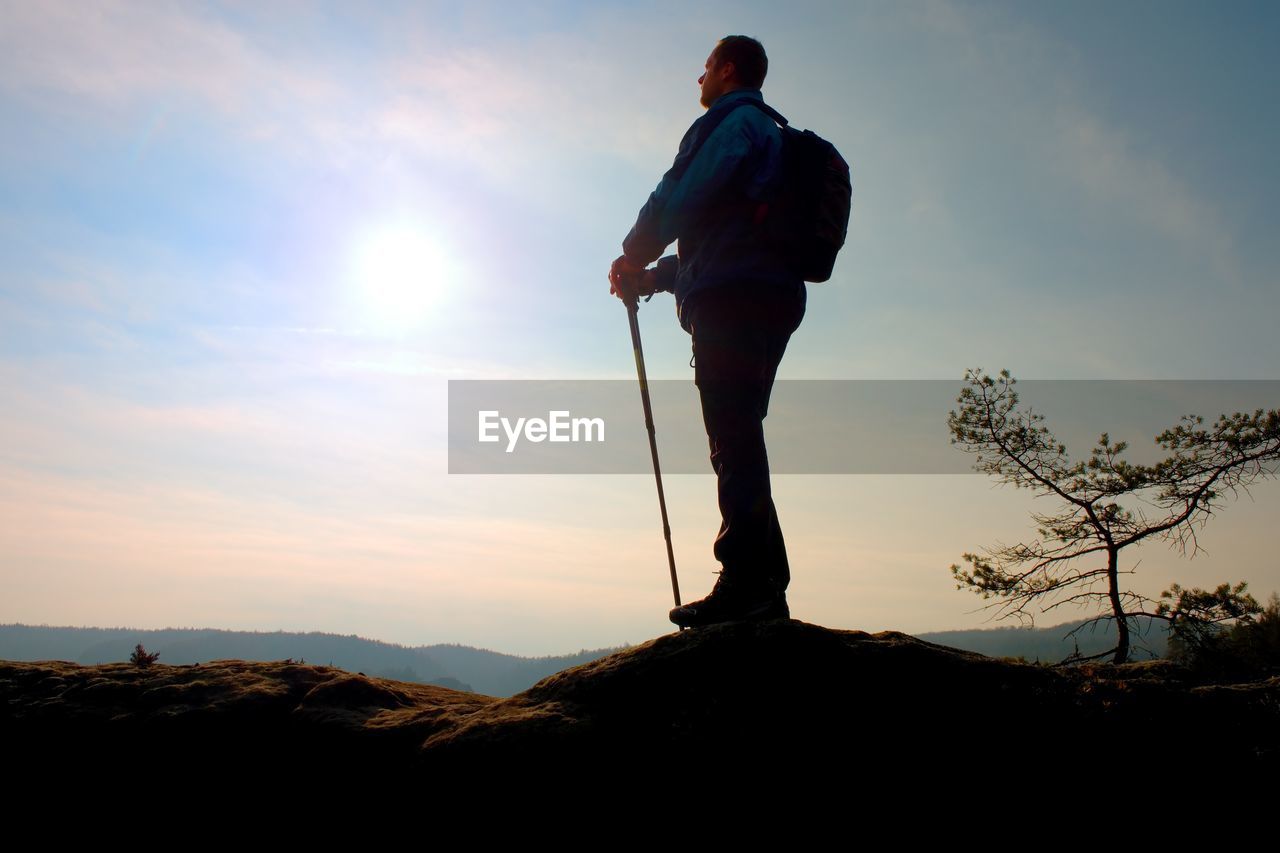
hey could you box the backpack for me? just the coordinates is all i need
[690,98,852,283]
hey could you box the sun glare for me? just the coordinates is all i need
[348,223,454,334]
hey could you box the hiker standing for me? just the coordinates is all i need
[609,36,805,628]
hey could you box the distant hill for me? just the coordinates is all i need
[0,624,629,697]
[919,616,1170,663]
[0,616,1169,698]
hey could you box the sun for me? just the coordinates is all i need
[348,222,454,334]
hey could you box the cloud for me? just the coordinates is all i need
[0,0,338,118]
[378,37,686,173]
[0,1,699,224]
[0,0,694,168]
[1050,105,1237,279]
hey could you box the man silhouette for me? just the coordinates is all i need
[609,35,804,628]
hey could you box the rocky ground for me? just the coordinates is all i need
[4,619,1277,787]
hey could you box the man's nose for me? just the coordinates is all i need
[697,73,705,85]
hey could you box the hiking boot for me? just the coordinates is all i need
[669,571,789,628]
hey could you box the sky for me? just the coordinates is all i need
[2,0,1278,656]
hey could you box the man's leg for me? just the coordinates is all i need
[689,282,805,598]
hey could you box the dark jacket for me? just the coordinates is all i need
[621,88,804,333]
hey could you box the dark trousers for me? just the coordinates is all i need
[687,281,806,593]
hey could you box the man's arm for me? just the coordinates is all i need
[657,117,755,241]
[620,110,756,268]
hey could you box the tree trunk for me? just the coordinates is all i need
[1106,546,1130,663]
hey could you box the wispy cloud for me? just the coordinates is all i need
[378,36,688,176]
[1050,105,1237,280]
[0,0,338,118]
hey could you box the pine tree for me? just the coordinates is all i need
[948,368,1280,663]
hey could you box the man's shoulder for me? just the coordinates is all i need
[707,91,780,144]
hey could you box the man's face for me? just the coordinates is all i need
[698,48,732,108]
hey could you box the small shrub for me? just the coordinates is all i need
[1167,591,1280,678]
[130,643,160,667]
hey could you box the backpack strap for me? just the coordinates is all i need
[746,100,789,128]
[668,97,789,183]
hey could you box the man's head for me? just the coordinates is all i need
[698,35,768,109]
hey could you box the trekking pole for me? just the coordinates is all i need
[621,288,682,611]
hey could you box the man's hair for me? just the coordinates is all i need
[713,35,767,90]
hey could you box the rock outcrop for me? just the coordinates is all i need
[5,619,1277,782]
